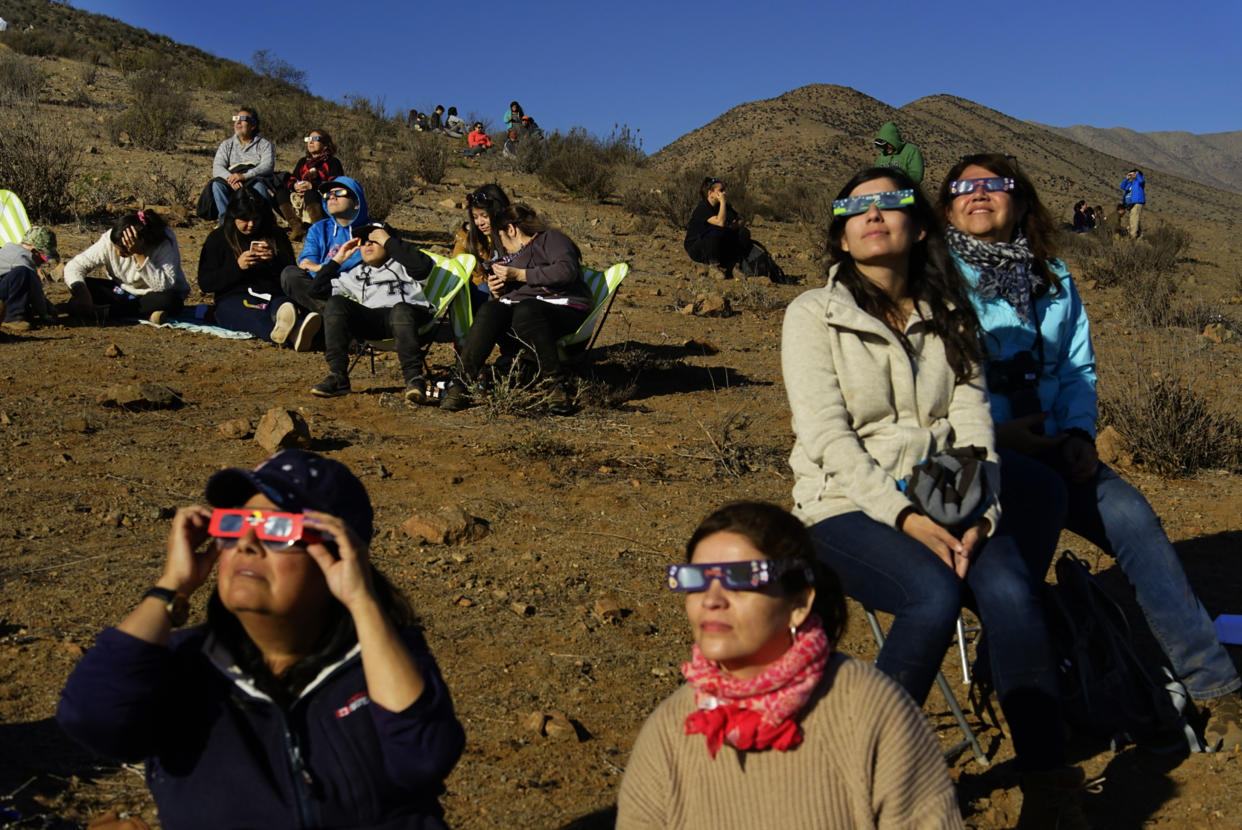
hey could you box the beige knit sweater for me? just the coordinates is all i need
[616,654,964,830]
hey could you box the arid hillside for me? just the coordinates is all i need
[1043,124,1242,194]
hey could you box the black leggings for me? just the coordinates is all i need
[685,226,751,269]
[82,277,183,318]
[457,299,587,382]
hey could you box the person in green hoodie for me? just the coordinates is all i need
[873,121,924,185]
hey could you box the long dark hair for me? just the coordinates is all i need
[828,167,984,384]
[222,188,284,258]
[109,209,169,253]
[498,204,582,260]
[304,127,336,157]
[936,152,1062,293]
[685,501,847,644]
[207,566,418,709]
[465,184,510,258]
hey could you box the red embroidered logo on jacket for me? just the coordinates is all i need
[335,693,370,719]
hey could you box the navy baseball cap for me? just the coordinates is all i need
[205,449,374,543]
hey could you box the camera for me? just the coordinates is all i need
[986,350,1044,433]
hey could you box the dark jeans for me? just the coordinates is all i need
[213,292,291,341]
[82,277,183,318]
[457,299,587,383]
[323,296,432,382]
[0,265,43,321]
[811,454,1067,771]
[685,226,751,268]
[210,178,272,222]
[279,266,326,314]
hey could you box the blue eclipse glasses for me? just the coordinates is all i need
[948,177,1016,196]
[666,559,814,592]
[832,189,915,217]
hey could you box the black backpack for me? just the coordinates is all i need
[738,240,792,284]
[1043,551,1202,752]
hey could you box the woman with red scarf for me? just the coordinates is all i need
[275,128,344,239]
[617,501,962,828]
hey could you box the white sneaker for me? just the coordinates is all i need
[148,310,167,324]
[270,302,297,346]
[293,312,322,353]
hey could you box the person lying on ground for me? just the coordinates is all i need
[307,222,437,402]
[57,449,465,830]
[465,123,492,156]
[64,209,189,324]
[197,189,297,342]
[616,501,963,830]
[939,152,1242,754]
[0,225,58,330]
[207,106,276,224]
[452,184,511,310]
[274,127,343,240]
[278,176,372,351]
[684,177,750,277]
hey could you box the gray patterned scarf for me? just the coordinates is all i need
[946,226,1045,323]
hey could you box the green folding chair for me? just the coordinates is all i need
[0,190,31,246]
[558,262,629,360]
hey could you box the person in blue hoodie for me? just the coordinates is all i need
[1120,168,1146,238]
[278,176,370,351]
[937,153,1242,756]
[57,449,465,830]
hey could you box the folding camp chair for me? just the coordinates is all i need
[863,607,989,766]
[348,251,472,375]
[0,190,31,246]
[557,262,629,361]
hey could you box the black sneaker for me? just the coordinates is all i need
[439,380,471,412]
[311,373,351,398]
[404,376,429,405]
[294,312,322,353]
[270,302,297,346]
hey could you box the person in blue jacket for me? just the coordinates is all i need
[278,176,371,351]
[937,153,1242,754]
[1120,168,1146,238]
[57,449,465,830]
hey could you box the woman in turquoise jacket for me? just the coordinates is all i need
[937,153,1242,754]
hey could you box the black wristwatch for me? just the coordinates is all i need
[144,587,190,627]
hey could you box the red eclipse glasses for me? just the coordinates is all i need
[208,508,324,551]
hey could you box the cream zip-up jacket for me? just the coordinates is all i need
[782,270,999,530]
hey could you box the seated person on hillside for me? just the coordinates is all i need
[197,190,297,342]
[306,222,436,402]
[0,225,58,330]
[274,128,343,240]
[873,120,924,184]
[441,205,589,416]
[279,176,372,351]
[684,177,750,277]
[465,123,492,156]
[64,209,189,324]
[207,107,276,224]
[57,449,465,830]
[427,105,445,133]
[443,107,466,138]
[452,184,511,310]
[1071,200,1092,233]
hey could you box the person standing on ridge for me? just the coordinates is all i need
[1120,168,1146,238]
[873,121,924,184]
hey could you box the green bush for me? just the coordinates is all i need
[0,115,83,221]
[200,62,255,92]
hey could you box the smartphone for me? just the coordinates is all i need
[250,240,270,253]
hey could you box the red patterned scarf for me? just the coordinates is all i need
[681,614,830,758]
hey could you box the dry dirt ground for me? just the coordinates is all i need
[3,162,1242,829]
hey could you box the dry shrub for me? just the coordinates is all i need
[0,52,43,107]
[0,112,82,221]
[621,167,709,230]
[70,171,124,223]
[537,128,615,201]
[353,155,417,221]
[107,71,196,151]
[410,133,447,184]
[200,62,254,92]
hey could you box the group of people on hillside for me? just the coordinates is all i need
[43,148,1238,829]
[407,105,468,137]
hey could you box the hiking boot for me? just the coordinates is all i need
[270,302,297,346]
[545,381,575,416]
[1203,692,1242,752]
[310,373,351,398]
[404,376,429,405]
[293,312,322,352]
[439,380,472,412]
[148,310,167,324]
[278,202,306,241]
[1016,766,1093,830]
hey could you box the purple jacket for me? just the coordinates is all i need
[57,626,464,829]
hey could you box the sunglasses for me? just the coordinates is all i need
[325,188,353,199]
[232,115,256,123]
[832,189,915,217]
[304,135,324,143]
[948,177,1016,196]
[666,559,814,592]
[208,508,325,551]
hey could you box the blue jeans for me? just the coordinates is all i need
[211,179,271,222]
[811,457,1067,770]
[1062,461,1241,700]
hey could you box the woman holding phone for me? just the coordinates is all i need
[198,189,297,341]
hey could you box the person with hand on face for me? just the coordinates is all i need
[275,128,344,240]
[279,176,371,351]
[684,177,751,278]
[1120,168,1146,238]
[197,189,297,341]
[0,225,58,331]
[939,153,1242,758]
[208,107,276,224]
[63,209,189,324]
[617,501,963,829]
[57,449,465,830]
[785,167,1083,828]
[306,221,436,402]
[452,184,511,309]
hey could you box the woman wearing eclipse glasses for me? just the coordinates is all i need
[275,127,344,240]
[617,501,962,828]
[58,449,464,830]
[780,167,1086,826]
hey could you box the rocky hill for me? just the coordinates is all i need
[1042,124,1242,195]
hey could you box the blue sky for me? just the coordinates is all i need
[71,0,1237,152]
